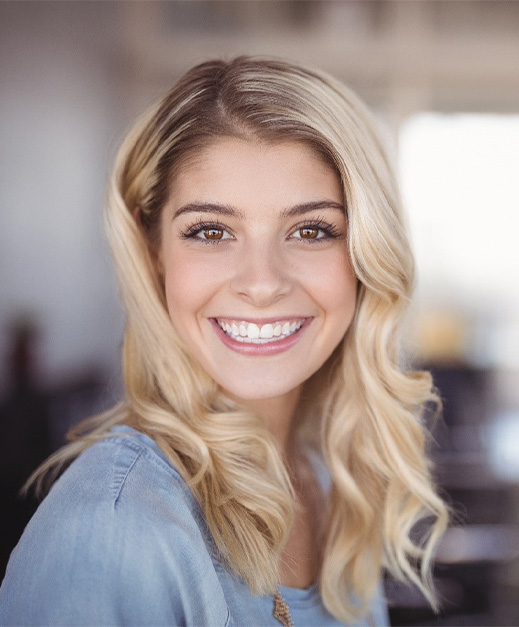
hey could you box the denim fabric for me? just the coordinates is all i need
[0,426,389,626]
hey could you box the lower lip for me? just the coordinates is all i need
[210,319,311,356]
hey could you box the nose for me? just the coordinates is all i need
[230,242,293,308]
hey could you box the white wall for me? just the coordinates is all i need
[0,2,125,393]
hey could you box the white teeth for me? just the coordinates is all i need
[260,324,273,339]
[217,318,305,344]
[247,323,260,339]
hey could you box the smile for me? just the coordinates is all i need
[215,318,305,344]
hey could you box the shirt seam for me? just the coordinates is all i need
[112,446,142,507]
[102,435,218,555]
[106,434,182,480]
[224,608,231,627]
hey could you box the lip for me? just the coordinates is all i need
[209,317,312,356]
[215,316,304,325]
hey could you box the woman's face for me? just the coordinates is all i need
[159,138,357,405]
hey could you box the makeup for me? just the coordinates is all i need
[210,318,311,356]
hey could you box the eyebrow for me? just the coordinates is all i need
[280,200,345,217]
[172,200,345,221]
[173,203,246,220]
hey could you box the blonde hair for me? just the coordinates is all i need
[32,57,447,623]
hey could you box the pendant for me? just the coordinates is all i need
[273,590,294,627]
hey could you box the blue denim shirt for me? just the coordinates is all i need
[0,426,389,626]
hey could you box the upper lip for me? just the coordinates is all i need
[212,316,311,324]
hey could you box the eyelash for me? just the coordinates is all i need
[178,217,343,245]
[179,220,234,245]
[292,218,342,242]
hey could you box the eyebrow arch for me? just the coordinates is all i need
[172,199,345,221]
[173,202,246,220]
[280,200,346,218]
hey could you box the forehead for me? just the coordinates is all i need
[167,137,343,210]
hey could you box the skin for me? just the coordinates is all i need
[159,137,357,586]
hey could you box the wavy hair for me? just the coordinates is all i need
[31,57,447,622]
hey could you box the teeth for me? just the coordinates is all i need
[216,318,305,344]
[260,324,273,339]
[247,324,260,339]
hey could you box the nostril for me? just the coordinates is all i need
[230,261,292,306]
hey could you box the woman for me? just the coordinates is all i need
[0,57,447,626]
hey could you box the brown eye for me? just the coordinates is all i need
[181,222,233,243]
[299,227,319,239]
[203,228,224,240]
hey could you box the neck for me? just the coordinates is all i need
[235,387,301,456]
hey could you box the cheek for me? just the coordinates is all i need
[162,250,228,318]
[304,251,357,319]
[332,264,357,317]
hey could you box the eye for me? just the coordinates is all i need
[293,226,324,240]
[289,219,342,242]
[180,222,234,244]
[197,227,230,241]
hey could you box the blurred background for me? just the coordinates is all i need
[1,1,518,624]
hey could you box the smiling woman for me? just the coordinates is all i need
[0,57,448,626]
[160,139,356,409]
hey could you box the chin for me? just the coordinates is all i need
[219,381,301,406]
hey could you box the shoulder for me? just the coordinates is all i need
[0,426,230,626]
[54,425,203,522]
[36,425,210,556]
[62,425,191,496]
